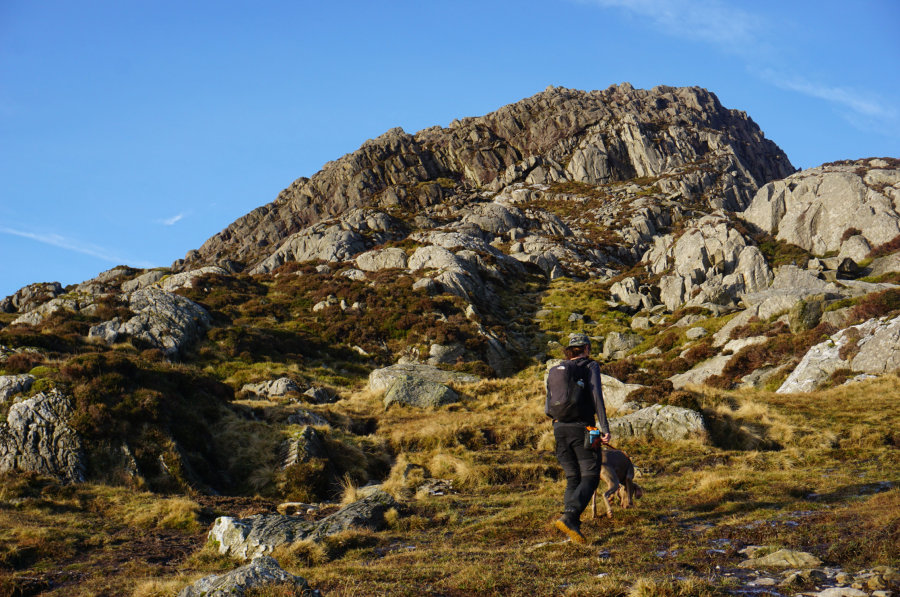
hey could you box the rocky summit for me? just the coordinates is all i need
[1,85,900,597]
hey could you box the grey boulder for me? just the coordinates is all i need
[209,489,398,559]
[602,332,643,359]
[355,247,409,271]
[668,355,731,389]
[177,555,317,597]
[0,388,85,483]
[0,375,34,403]
[115,289,212,358]
[383,375,459,409]
[242,378,301,399]
[282,426,328,469]
[427,343,465,365]
[608,405,706,441]
[158,266,230,292]
[368,363,479,392]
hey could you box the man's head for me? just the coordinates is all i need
[564,334,591,359]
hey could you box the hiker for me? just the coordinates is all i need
[545,333,610,544]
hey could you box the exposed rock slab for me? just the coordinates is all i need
[608,405,705,441]
[368,364,479,392]
[0,375,34,403]
[0,389,85,483]
[738,549,823,569]
[383,375,459,409]
[209,490,398,559]
[177,555,317,597]
[668,356,731,389]
[243,378,301,398]
[600,375,646,412]
[116,289,212,358]
[158,266,230,292]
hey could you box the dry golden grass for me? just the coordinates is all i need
[271,538,330,568]
[119,496,203,533]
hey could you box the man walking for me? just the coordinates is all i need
[545,333,610,544]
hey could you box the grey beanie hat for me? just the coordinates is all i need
[567,333,591,347]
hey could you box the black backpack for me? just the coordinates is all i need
[546,358,592,422]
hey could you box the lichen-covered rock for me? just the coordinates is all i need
[602,332,643,359]
[738,549,823,569]
[742,165,900,255]
[11,293,95,326]
[249,225,367,275]
[281,426,328,469]
[177,555,318,597]
[0,282,63,314]
[668,355,732,389]
[355,247,409,271]
[427,343,465,365]
[121,269,168,293]
[779,314,900,393]
[158,266,230,292]
[383,375,459,409]
[0,388,85,483]
[286,410,329,427]
[608,405,705,441]
[87,318,121,346]
[600,374,646,411]
[209,490,398,559]
[242,378,301,398]
[369,363,479,392]
[789,299,824,333]
[115,289,212,358]
[0,375,34,403]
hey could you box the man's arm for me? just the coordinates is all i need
[544,378,552,418]
[588,361,610,435]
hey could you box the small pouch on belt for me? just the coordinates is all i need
[584,426,602,451]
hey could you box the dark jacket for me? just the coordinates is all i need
[545,357,610,434]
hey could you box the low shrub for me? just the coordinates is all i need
[866,233,900,260]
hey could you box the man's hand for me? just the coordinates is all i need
[601,433,611,444]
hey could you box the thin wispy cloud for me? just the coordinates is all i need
[756,68,897,121]
[0,227,153,267]
[156,213,185,226]
[580,0,764,55]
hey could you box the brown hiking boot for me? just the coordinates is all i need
[555,513,586,544]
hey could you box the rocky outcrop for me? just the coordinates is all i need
[603,332,643,359]
[281,426,328,469]
[778,314,900,393]
[11,292,96,326]
[669,356,732,389]
[0,282,63,314]
[177,555,317,597]
[209,490,398,559]
[0,375,34,402]
[121,269,168,293]
[193,84,792,270]
[368,363,479,392]
[600,374,646,412]
[158,266,230,292]
[355,247,409,271]
[92,289,212,358]
[742,163,900,256]
[608,405,706,441]
[242,378,301,399]
[383,375,460,409]
[0,388,85,483]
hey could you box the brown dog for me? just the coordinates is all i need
[593,449,643,518]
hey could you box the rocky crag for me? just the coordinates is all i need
[1,84,900,596]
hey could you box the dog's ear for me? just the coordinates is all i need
[633,484,644,499]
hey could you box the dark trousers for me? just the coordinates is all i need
[554,422,600,518]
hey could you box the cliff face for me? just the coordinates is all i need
[192,83,793,270]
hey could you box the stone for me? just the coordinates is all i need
[568,312,584,322]
[815,589,868,597]
[838,234,872,263]
[315,265,332,274]
[821,307,851,328]
[282,426,328,469]
[0,389,85,483]
[242,378,301,399]
[123,270,170,294]
[0,375,34,403]
[772,265,831,292]
[368,363,479,392]
[87,318,121,346]
[669,355,732,389]
[631,317,651,330]
[608,405,706,441]
[355,247,409,271]
[250,225,367,274]
[599,374,646,411]
[742,167,900,256]
[0,282,63,314]
[685,327,707,340]
[739,549,823,569]
[789,299,824,333]
[158,266,230,292]
[723,335,768,354]
[340,268,367,281]
[412,277,439,294]
[427,343,465,365]
[176,555,317,597]
[383,375,459,409]
[11,293,96,326]
[209,490,398,559]
[286,410,329,427]
[303,387,334,404]
[674,314,705,327]
[602,332,644,359]
[712,305,759,347]
[116,289,212,359]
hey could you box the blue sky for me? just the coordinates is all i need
[1,0,898,299]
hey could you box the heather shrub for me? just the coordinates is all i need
[866,233,900,259]
[847,288,900,324]
[4,352,44,374]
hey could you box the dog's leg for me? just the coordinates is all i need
[600,465,618,519]
[591,490,596,519]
